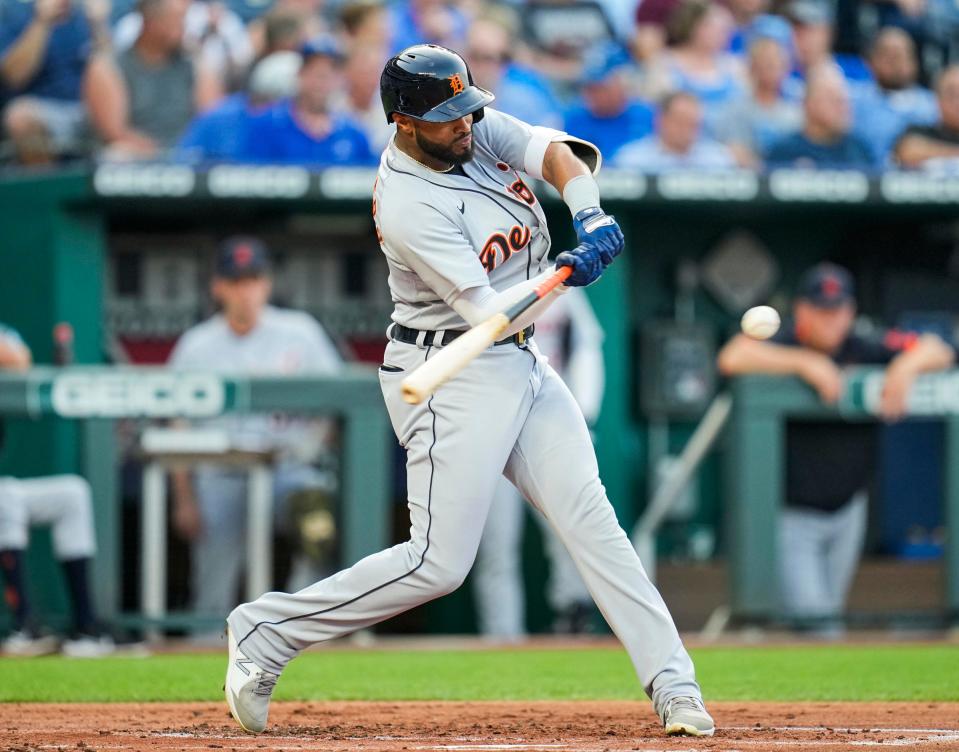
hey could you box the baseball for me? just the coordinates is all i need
[741,305,780,340]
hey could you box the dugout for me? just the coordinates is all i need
[1,165,958,634]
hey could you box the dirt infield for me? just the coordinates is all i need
[3,701,958,751]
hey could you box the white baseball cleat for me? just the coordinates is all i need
[661,696,715,737]
[61,634,116,658]
[225,626,278,733]
[1,630,59,657]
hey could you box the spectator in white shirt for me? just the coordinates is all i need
[613,90,736,171]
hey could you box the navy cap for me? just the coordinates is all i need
[216,236,271,279]
[581,42,632,85]
[300,34,344,63]
[796,263,855,308]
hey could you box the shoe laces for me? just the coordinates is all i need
[253,672,279,697]
[666,696,704,715]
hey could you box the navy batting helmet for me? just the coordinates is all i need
[380,44,495,124]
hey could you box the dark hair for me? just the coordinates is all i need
[666,0,711,47]
[264,9,306,53]
[138,0,172,18]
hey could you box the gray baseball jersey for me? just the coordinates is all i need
[373,108,599,331]
[169,306,341,454]
[228,108,705,720]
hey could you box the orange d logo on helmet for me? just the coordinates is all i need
[448,74,465,95]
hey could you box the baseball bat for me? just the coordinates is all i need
[400,265,573,404]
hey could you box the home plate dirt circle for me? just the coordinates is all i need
[3,701,958,751]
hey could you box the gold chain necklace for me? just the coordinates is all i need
[398,146,455,174]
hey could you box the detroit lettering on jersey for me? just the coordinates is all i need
[372,108,599,332]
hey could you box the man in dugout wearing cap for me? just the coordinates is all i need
[717,262,955,634]
[167,236,343,634]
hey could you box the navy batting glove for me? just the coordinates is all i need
[573,207,625,266]
[555,245,604,287]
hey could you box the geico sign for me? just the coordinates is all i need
[52,372,225,418]
[861,371,959,416]
[207,166,310,198]
[93,165,195,196]
[768,170,869,202]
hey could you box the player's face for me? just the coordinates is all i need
[795,300,855,353]
[213,276,272,331]
[412,115,475,165]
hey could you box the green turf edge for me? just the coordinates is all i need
[0,645,956,703]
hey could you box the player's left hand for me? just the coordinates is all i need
[573,207,625,265]
[556,244,604,287]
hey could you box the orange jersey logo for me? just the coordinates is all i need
[448,74,465,95]
[479,225,532,273]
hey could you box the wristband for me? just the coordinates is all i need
[562,174,601,217]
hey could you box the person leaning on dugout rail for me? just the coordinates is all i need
[716,263,956,634]
[0,323,115,657]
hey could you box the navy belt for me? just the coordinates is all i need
[391,323,534,348]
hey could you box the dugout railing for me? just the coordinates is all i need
[726,370,959,625]
[0,366,390,631]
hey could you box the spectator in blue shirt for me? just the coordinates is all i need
[851,27,937,165]
[465,16,562,129]
[564,43,655,160]
[782,0,871,101]
[640,0,746,131]
[766,64,877,169]
[0,0,109,164]
[240,36,374,166]
[177,51,302,163]
[613,91,736,171]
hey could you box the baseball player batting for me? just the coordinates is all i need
[224,44,714,738]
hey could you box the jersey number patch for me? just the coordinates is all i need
[508,178,536,206]
[479,225,531,273]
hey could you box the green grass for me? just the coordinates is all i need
[1,644,956,703]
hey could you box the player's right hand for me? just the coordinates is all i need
[555,244,604,287]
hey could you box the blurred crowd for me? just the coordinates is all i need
[3,0,959,172]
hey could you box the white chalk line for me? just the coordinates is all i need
[15,726,959,752]
[724,727,959,734]
[410,746,569,751]
[415,739,959,752]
